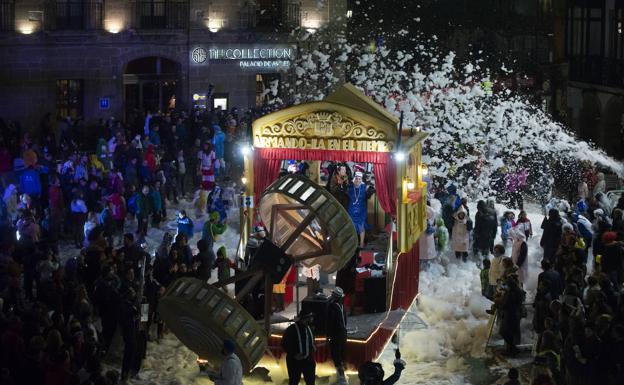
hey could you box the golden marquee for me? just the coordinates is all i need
[253,111,394,152]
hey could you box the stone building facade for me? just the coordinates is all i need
[0,0,346,130]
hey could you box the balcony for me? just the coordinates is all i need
[45,1,103,30]
[569,56,624,88]
[136,0,188,30]
[0,1,14,31]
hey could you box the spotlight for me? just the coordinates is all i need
[394,151,405,161]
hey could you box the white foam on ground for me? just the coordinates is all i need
[133,200,547,384]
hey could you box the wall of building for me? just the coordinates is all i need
[0,0,345,131]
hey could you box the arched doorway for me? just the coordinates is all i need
[123,56,181,121]
[579,92,601,144]
[603,96,624,159]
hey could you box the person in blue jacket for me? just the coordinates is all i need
[19,166,43,199]
[176,209,194,239]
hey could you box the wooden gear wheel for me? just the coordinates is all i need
[259,173,359,273]
[158,277,266,373]
[159,174,358,373]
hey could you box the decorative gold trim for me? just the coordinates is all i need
[261,111,387,140]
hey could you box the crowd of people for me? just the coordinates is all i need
[426,174,624,385]
[0,107,246,385]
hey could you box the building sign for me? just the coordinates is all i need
[192,47,208,64]
[253,111,394,152]
[191,45,295,70]
[99,97,109,110]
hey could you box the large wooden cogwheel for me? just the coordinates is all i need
[159,277,266,373]
[159,174,358,373]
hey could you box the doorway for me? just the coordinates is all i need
[123,56,181,121]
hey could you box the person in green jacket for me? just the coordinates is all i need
[202,211,227,263]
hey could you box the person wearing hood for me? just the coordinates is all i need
[213,124,225,178]
[612,196,624,218]
[441,184,461,236]
[420,203,437,268]
[473,200,498,257]
[194,239,215,282]
[451,205,472,262]
[593,172,606,196]
[577,180,589,201]
[202,211,227,261]
[510,227,528,287]
[176,210,194,239]
[434,217,449,255]
[591,208,612,257]
[572,212,593,256]
[541,209,563,263]
[216,246,236,285]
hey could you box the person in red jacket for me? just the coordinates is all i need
[107,192,126,247]
[144,145,156,173]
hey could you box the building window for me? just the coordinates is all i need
[136,0,189,29]
[45,0,103,30]
[255,0,282,30]
[56,79,83,119]
[567,1,607,84]
[0,1,14,31]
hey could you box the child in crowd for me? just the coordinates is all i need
[487,244,506,303]
[216,246,236,293]
[516,210,533,239]
[500,211,516,248]
[451,206,472,262]
[435,217,449,256]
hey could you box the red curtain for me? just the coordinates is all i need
[253,147,397,218]
[373,161,397,218]
[255,147,391,164]
[253,155,281,207]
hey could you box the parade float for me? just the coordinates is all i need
[159,83,429,374]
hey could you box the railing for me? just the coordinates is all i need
[136,0,188,30]
[0,1,14,31]
[45,1,103,30]
[569,56,624,88]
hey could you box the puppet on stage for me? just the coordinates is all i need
[347,166,375,248]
